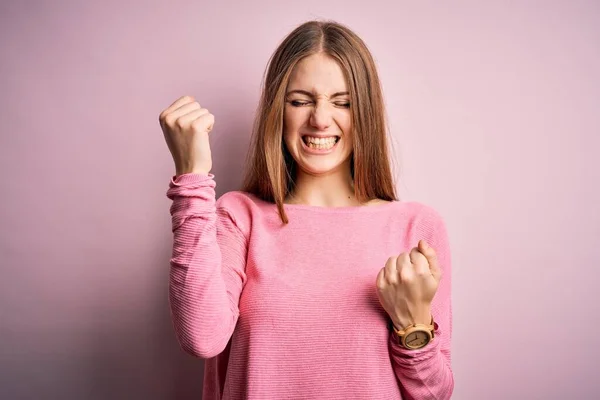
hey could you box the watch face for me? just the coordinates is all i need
[404,331,430,349]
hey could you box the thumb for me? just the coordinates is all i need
[418,240,442,280]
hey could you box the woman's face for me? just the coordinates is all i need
[283,53,353,176]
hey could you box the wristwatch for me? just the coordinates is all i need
[388,316,437,350]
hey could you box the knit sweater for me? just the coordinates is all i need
[166,173,454,400]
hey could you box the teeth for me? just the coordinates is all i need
[305,136,338,150]
[305,136,337,144]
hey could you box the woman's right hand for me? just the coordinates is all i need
[159,95,215,176]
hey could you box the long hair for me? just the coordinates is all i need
[241,20,398,224]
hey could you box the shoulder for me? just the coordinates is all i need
[395,200,445,222]
[216,190,256,211]
[395,201,448,235]
[215,190,265,235]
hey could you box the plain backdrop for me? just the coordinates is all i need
[1,1,599,399]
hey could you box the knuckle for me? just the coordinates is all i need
[192,113,214,128]
[175,117,186,129]
[400,268,413,282]
[163,114,176,127]
[191,116,205,128]
[400,254,411,266]
[414,253,426,264]
[416,268,428,277]
[385,256,396,269]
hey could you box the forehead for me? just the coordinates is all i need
[287,53,347,94]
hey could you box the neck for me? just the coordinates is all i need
[285,161,360,207]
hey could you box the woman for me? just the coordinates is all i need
[160,20,454,400]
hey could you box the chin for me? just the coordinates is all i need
[296,158,349,176]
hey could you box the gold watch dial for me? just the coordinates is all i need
[405,331,430,349]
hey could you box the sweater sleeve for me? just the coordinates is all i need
[389,208,454,400]
[166,173,248,359]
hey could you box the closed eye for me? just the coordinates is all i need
[288,100,351,108]
[289,100,310,107]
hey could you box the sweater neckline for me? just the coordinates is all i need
[244,192,402,213]
[280,199,401,213]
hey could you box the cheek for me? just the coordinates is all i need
[282,117,296,149]
[335,113,352,134]
[335,114,353,150]
[283,108,303,132]
[283,133,294,150]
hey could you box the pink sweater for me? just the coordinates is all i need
[166,173,454,400]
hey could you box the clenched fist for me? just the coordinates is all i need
[159,95,215,176]
[376,240,442,330]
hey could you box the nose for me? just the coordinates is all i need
[309,101,332,130]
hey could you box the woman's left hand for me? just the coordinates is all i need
[376,240,442,330]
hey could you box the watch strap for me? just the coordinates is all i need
[387,316,437,348]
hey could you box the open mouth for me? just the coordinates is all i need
[301,135,341,150]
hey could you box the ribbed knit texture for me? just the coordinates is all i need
[166,173,454,400]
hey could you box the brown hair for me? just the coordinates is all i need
[241,20,398,224]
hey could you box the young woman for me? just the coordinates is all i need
[160,20,454,400]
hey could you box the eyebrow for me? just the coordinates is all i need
[285,90,349,98]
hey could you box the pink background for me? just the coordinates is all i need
[1,1,598,399]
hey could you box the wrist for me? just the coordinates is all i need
[392,309,432,331]
[176,168,210,177]
[388,313,437,350]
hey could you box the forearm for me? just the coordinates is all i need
[167,173,244,358]
[389,326,454,400]
[169,215,238,359]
